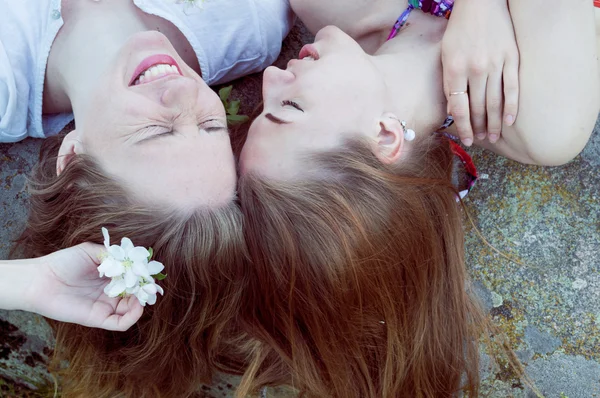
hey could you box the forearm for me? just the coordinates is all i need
[499,0,600,165]
[0,259,40,312]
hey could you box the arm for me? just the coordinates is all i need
[0,259,38,311]
[0,243,143,331]
[487,0,600,165]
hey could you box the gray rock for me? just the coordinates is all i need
[580,118,600,167]
[525,326,562,355]
[471,280,494,313]
[526,353,600,398]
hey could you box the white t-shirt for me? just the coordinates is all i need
[0,0,294,143]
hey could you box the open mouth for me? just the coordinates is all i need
[129,54,183,86]
[299,44,320,61]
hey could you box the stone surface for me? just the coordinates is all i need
[1,22,599,397]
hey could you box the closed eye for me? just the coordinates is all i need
[199,119,228,134]
[136,126,173,144]
[282,100,304,112]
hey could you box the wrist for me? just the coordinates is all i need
[0,257,44,312]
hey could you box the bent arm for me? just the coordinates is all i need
[485,0,600,165]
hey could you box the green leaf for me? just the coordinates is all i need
[228,100,241,116]
[147,247,154,261]
[227,114,250,125]
[219,86,233,103]
[154,273,167,281]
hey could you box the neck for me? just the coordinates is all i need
[370,11,450,137]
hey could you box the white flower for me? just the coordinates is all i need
[97,256,125,278]
[104,276,127,298]
[126,278,165,307]
[98,228,166,306]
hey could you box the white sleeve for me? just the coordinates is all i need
[257,0,296,66]
[0,39,27,143]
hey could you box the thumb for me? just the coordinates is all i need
[76,242,107,265]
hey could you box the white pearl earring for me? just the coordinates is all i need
[400,121,416,142]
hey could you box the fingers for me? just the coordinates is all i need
[98,296,144,331]
[448,91,474,146]
[444,63,474,146]
[468,74,489,141]
[503,57,519,127]
[486,70,504,143]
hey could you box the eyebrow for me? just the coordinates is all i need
[265,113,291,125]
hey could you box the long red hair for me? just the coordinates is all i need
[15,135,249,397]
[236,136,486,397]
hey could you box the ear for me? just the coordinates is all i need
[373,113,405,165]
[57,130,84,176]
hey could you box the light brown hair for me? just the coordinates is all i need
[236,136,486,397]
[16,135,249,397]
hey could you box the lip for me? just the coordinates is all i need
[299,44,320,61]
[129,54,182,86]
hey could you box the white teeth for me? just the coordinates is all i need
[133,64,180,85]
[302,56,315,61]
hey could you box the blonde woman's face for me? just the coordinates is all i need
[73,32,236,209]
[240,26,388,180]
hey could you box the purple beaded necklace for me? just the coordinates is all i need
[387,0,455,40]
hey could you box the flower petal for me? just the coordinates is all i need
[129,246,150,263]
[156,284,164,296]
[142,284,157,295]
[97,262,107,278]
[120,237,134,255]
[147,260,165,275]
[146,293,158,306]
[109,245,126,261]
[132,260,151,279]
[124,269,138,288]
[102,227,110,249]
[126,285,140,295]
[105,278,127,297]
[135,288,149,306]
[103,258,126,278]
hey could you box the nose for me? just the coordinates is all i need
[262,66,295,99]
[263,66,295,86]
[160,77,201,110]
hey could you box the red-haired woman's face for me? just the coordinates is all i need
[240,26,391,180]
[62,31,236,209]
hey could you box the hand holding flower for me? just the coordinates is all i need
[25,242,144,331]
